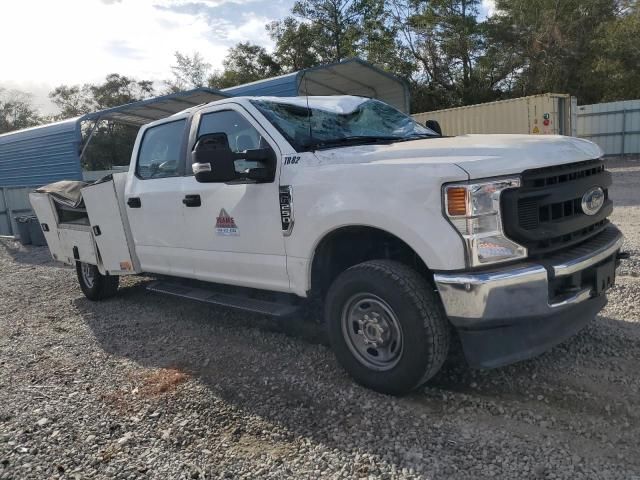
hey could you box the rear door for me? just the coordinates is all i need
[124,118,190,276]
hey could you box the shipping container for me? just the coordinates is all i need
[412,94,577,137]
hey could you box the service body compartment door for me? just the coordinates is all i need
[82,176,138,275]
[58,227,97,264]
[29,192,65,261]
[29,192,98,265]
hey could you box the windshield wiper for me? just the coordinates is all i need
[304,135,404,151]
[391,133,440,142]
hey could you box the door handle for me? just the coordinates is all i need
[127,197,141,208]
[182,194,201,207]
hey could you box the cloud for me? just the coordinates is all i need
[105,40,145,60]
[155,0,288,45]
[0,0,293,113]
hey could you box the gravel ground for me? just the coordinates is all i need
[1,158,639,480]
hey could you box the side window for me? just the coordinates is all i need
[136,120,186,179]
[197,110,269,173]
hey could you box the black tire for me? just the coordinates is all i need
[76,262,120,301]
[325,260,450,395]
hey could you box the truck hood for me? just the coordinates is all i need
[311,134,603,179]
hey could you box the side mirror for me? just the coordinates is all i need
[246,167,270,182]
[425,120,442,136]
[192,133,238,183]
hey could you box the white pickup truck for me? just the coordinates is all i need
[30,95,624,395]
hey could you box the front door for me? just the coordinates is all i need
[125,118,191,277]
[181,105,289,292]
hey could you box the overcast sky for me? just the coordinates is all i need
[0,0,495,115]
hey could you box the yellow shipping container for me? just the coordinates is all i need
[412,94,577,137]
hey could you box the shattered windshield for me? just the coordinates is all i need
[250,97,436,151]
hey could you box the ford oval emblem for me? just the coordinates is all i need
[581,187,605,216]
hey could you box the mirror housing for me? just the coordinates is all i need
[425,119,443,136]
[192,133,238,183]
[246,167,270,182]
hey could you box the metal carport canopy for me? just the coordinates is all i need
[81,87,229,126]
[223,58,411,113]
[299,58,410,113]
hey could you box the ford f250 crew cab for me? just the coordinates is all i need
[30,95,624,395]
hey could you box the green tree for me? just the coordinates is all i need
[49,74,155,171]
[267,17,321,71]
[353,0,414,77]
[490,0,621,103]
[48,85,94,118]
[590,2,640,101]
[0,88,42,134]
[290,0,361,62]
[208,42,282,89]
[89,74,154,109]
[50,74,154,117]
[390,0,509,109]
[165,51,212,92]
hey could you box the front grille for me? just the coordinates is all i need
[502,159,613,256]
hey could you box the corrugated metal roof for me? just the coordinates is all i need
[223,58,410,113]
[222,72,300,97]
[83,87,229,126]
[0,118,82,187]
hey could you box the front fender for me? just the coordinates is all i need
[282,161,468,294]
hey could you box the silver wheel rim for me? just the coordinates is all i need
[341,293,403,371]
[81,263,95,288]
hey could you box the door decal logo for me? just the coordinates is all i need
[215,208,239,236]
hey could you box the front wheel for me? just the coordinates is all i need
[325,260,450,395]
[76,262,119,301]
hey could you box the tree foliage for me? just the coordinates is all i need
[589,2,640,101]
[208,43,283,89]
[490,0,617,102]
[0,89,41,134]
[3,0,638,144]
[207,0,639,111]
[48,74,154,171]
[165,51,212,92]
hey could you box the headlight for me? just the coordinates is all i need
[444,177,527,267]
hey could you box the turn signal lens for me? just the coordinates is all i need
[446,187,468,216]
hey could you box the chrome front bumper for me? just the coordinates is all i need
[434,226,623,325]
[434,226,624,367]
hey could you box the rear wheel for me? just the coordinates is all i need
[76,262,119,301]
[325,260,450,395]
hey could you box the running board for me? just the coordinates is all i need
[146,281,301,317]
